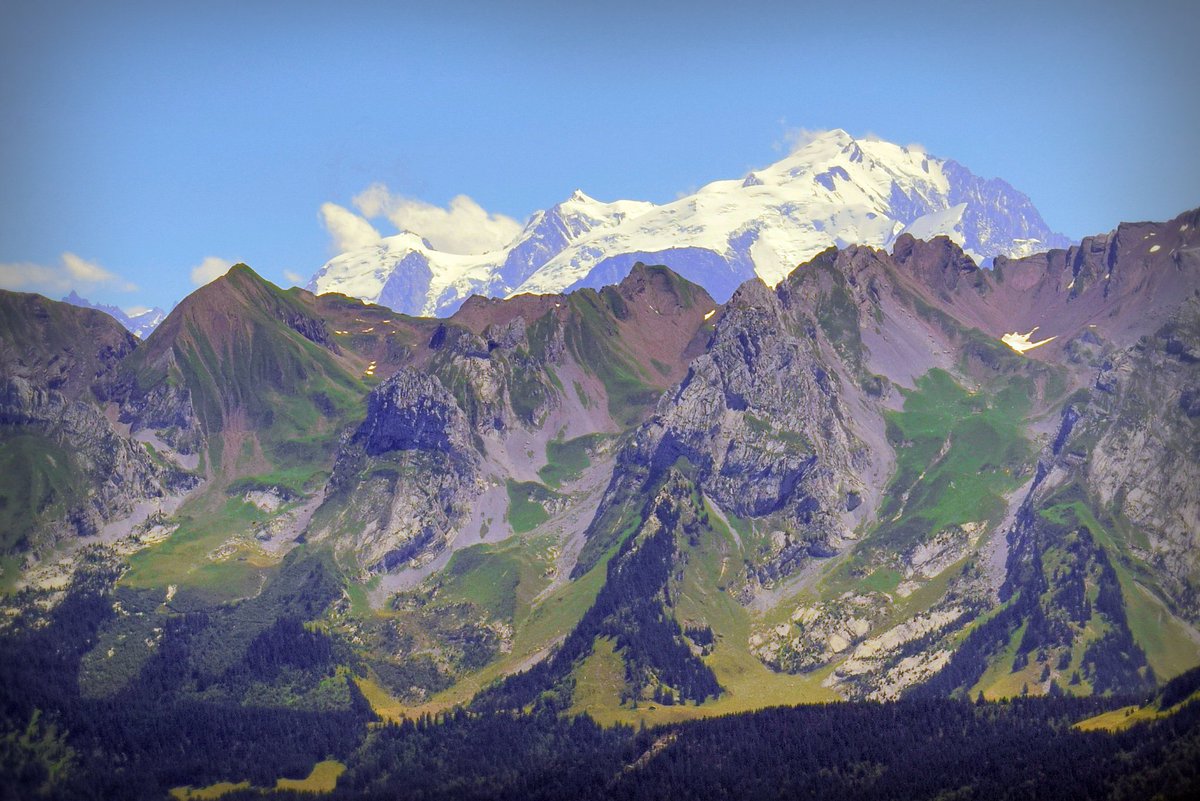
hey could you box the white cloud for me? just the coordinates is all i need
[283,270,305,286]
[62,252,131,287]
[0,252,137,294]
[319,184,523,256]
[861,130,927,153]
[123,305,152,316]
[190,256,235,286]
[344,184,523,255]
[320,202,382,253]
[351,184,391,219]
[0,260,66,291]
[775,127,830,154]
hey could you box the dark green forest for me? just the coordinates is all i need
[2,552,1199,800]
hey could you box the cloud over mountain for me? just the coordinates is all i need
[0,251,137,294]
[323,184,524,256]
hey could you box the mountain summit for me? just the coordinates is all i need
[61,291,166,339]
[308,130,1069,315]
[3,209,1199,798]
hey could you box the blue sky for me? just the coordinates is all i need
[1,0,1197,312]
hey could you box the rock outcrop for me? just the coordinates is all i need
[582,273,873,582]
[1046,300,1200,621]
[1,375,194,554]
[314,368,482,571]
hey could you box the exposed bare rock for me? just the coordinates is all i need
[1049,299,1200,621]
[582,273,872,581]
[1,375,196,553]
[313,368,482,572]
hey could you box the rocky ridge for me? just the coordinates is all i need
[2,210,1199,717]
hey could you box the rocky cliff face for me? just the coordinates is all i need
[952,208,1200,355]
[0,376,194,551]
[314,368,482,571]
[582,274,872,584]
[0,291,196,558]
[1046,300,1200,622]
[424,316,561,433]
[4,213,1199,719]
[0,290,137,402]
[118,350,204,455]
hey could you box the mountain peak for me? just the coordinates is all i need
[309,132,1070,316]
[60,288,166,339]
[809,127,855,146]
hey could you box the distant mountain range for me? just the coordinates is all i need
[61,290,167,339]
[4,206,1197,707]
[2,178,1198,794]
[308,129,1070,315]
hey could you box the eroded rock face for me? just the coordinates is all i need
[1060,302,1200,620]
[586,277,870,581]
[425,319,560,433]
[1,376,195,549]
[891,233,982,297]
[355,369,478,461]
[119,352,203,455]
[317,368,481,571]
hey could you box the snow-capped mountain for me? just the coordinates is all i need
[61,291,167,339]
[307,129,1069,315]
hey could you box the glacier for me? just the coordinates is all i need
[307,129,1070,315]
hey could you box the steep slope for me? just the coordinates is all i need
[0,290,137,401]
[112,266,376,601]
[558,240,1049,706]
[4,209,1196,738]
[475,468,723,713]
[120,264,366,469]
[473,213,1198,714]
[920,207,1200,356]
[1074,303,1200,622]
[312,367,483,572]
[308,129,1068,315]
[307,264,716,574]
[936,296,1200,696]
[576,271,876,585]
[0,291,191,564]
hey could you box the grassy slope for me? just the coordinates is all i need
[436,535,559,623]
[169,760,346,800]
[563,290,658,428]
[480,368,1037,722]
[353,541,613,723]
[568,637,627,720]
[538,433,605,488]
[120,269,369,600]
[505,480,556,535]
[275,760,346,792]
[661,501,838,722]
[121,496,278,602]
[0,434,83,553]
[1075,682,1200,733]
[875,369,1030,549]
[1039,498,1200,681]
[820,368,1030,605]
[571,490,837,728]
